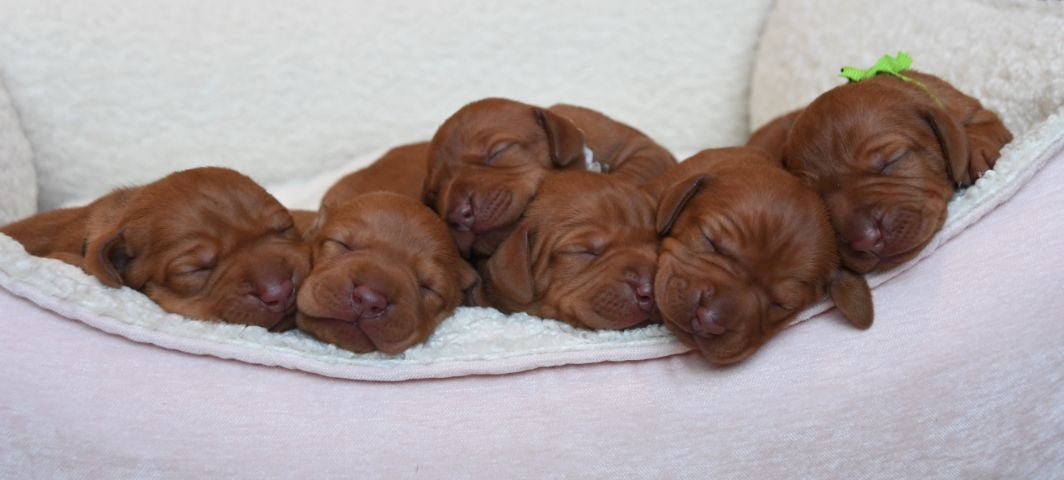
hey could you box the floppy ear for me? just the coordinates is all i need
[534,108,586,168]
[922,104,971,187]
[482,225,535,306]
[456,260,483,306]
[828,267,873,329]
[82,229,134,288]
[655,174,708,236]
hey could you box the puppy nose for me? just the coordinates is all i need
[351,285,388,320]
[255,277,293,312]
[447,199,475,231]
[627,277,654,312]
[692,304,729,337]
[849,218,885,256]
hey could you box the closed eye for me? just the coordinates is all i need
[325,238,352,251]
[419,281,444,299]
[702,232,724,255]
[877,149,908,173]
[560,243,605,259]
[485,142,515,165]
[176,266,213,276]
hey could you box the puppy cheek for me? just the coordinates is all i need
[144,284,219,322]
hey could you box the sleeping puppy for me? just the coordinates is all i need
[296,145,477,354]
[0,167,310,331]
[476,170,657,330]
[423,97,676,259]
[648,147,873,365]
[749,70,1013,272]
[296,192,478,354]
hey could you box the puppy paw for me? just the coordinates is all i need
[965,111,1013,182]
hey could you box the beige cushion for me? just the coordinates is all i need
[0,77,35,224]
[0,0,773,209]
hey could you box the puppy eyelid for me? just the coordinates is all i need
[485,142,515,164]
[324,238,352,251]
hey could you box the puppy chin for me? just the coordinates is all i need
[660,310,758,365]
[296,312,377,353]
[578,288,651,330]
[841,236,931,273]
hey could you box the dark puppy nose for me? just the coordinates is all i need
[351,285,388,320]
[627,277,654,313]
[448,199,475,231]
[254,277,293,312]
[849,216,885,256]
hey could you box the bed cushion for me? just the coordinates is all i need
[0,0,773,210]
[0,0,1061,381]
[3,145,1062,477]
[0,77,35,224]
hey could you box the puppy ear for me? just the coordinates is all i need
[908,71,1013,187]
[921,104,971,187]
[456,260,482,306]
[828,267,873,329]
[534,108,586,168]
[655,174,708,236]
[482,225,535,305]
[82,229,134,288]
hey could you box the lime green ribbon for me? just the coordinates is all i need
[839,51,944,108]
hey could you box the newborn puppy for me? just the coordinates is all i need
[0,167,310,331]
[751,71,1012,272]
[423,98,676,258]
[476,171,657,330]
[296,192,478,354]
[648,147,873,365]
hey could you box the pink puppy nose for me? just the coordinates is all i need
[628,278,654,313]
[849,217,885,256]
[692,304,728,337]
[255,277,293,312]
[351,285,388,320]
[448,199,475,231]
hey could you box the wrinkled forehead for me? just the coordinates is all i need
[326,196,456,260]
[433,102,542,156]
[676,178,836,275]
[129,172,290,241]
[789,83,922,163]
[532,177,654,232]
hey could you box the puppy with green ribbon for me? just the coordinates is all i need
[748,52,1012,273]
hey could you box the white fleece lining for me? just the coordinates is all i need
[0,109,1060,381]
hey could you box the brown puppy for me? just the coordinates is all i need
[0,167,310,330]
[296,192,478,354]
[476,170,658,330]
[423,98,677,258]
[750,71,1012,272]
[648,147,873,365]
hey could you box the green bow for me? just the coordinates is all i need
[839,51,943,107]
[840,51,913,82]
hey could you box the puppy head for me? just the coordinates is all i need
[83,167,311,330]
[423,98,587,259]
[296,192,478,354]
[478,171,658,330]
[654,149,872,365]
[784,73,978,272]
